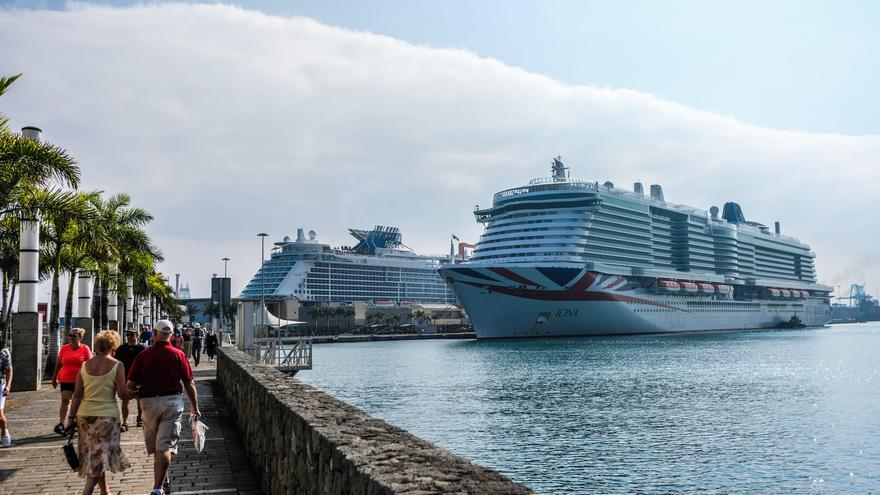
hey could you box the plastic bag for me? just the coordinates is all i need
[190,414,208,453]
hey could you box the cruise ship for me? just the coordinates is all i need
[239,226,456,304]
[439,157,832,338]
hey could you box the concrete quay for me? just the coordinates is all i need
[0,361,261,495]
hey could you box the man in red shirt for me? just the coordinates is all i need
[127,319,201,495]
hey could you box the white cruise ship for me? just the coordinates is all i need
[240,226,456,304]
[439,157,832,338]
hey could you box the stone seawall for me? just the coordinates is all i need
[216,347,533,495]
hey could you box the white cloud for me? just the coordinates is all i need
[1,3,878,300]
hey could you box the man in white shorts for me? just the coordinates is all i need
[127,320,200,495]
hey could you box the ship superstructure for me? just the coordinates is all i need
[440,157,832,338]
[240,226,456,305]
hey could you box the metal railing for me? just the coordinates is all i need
[246,336,313,375]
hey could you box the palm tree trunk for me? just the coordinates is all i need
[1,272,9,341]
[64,270,76,331]
[91,273,101,330]
[7,282,16,337]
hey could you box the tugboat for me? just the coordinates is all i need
[778,315,805,329]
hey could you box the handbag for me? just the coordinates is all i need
[62,430,79,470]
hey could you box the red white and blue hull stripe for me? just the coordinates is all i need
[439,265,830,339]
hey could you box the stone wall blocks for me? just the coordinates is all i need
[216,347,532,495]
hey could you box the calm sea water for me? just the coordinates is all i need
[298,324,880,494]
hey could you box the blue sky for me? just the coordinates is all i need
[6,0,879,134]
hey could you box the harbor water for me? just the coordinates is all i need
[298,324,880,494]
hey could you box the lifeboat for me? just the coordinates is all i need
[801,290,811,298]
[779,289,791,298]
[680,282,699,294]
[767,288,781,298]
[658,280,681,294]
[715,284,733,295]
[697,283,715,295]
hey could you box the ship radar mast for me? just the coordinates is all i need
[551,155,568,182]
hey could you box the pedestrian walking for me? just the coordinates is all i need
[170,330,184,350]
[52,327,92,435]
[191,323,204,367]
[64,330,133,495]
[127,319,201,495]
[204,327,218,363]
[0,340,12,447]
[182,326,192,359]
[141,325,154,347]
[115,330,146,430]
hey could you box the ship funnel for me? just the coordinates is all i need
[296,228,305,242]
[634,182,644,195]
[774,221,781,235]
[650,184,665,202]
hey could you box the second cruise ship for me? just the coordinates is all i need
[440,157,832,338]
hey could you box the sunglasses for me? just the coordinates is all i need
[68,334,79,338]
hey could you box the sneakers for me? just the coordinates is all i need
[53,423,66,435]
[1,433,11,446]
[149,490,163,495]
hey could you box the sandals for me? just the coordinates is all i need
[120,424,129,433]
[136,418,143,427]
[53,423,66,435]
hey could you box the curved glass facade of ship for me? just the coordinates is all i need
[240,226,456,305]
[440,157,831,338]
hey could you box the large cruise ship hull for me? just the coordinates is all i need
[440,265,831,339]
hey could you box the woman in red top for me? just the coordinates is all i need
[51,327,92,435]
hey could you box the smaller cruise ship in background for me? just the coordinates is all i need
[440,157,832,338]
[240,226,456,305]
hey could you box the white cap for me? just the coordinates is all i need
[193,322,201,328]
[154,319,174,334]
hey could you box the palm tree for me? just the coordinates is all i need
[41,192,96,370]
[89,192,158,329]
[0,74,80,341]
[344,308,355,331]
[61,194,112,332]
[1,74,80,210]
[307,306,319,332]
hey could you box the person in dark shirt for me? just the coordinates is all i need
[191,323,204,367]
[204,328,219,363]
[115,330,146,430]
[140,326,154,347]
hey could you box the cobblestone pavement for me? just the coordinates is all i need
[0,359,262,495]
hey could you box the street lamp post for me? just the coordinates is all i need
[257,233,268,336]
[220,257,230,332]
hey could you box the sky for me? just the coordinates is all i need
[0,1,878,303]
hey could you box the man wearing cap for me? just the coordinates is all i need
[127,320,201,495]
[115,329,146,430]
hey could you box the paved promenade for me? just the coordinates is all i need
[0,360,262,495]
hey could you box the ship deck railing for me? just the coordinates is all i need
[245,335,313,375]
